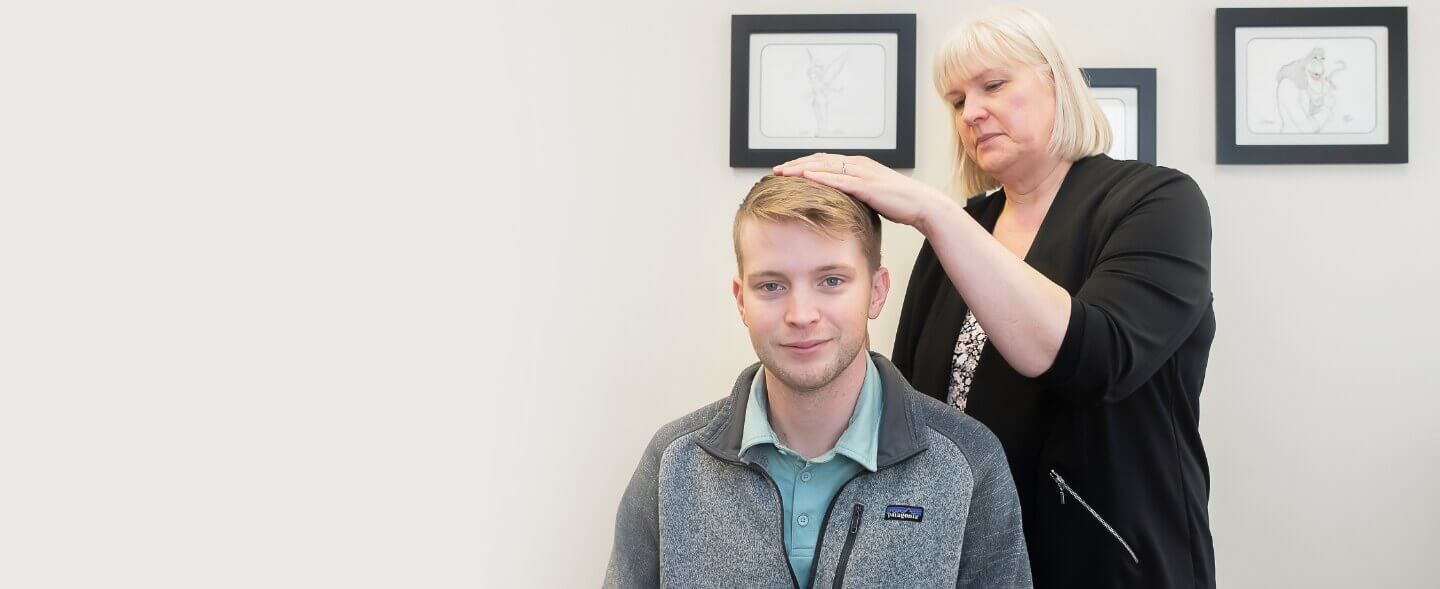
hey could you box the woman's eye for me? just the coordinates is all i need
[952,97,966,109]
[986,80,1005,92]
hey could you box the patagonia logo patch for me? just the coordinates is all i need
[884,505,924,522]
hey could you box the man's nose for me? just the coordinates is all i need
[785,291,820,327]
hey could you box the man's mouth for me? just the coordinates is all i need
[783,339,830,351]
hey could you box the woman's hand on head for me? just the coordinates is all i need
[772,154,953,234]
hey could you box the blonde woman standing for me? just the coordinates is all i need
[776,7,1216,588]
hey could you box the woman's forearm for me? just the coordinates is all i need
[917,197,1072,377]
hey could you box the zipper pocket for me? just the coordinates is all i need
[806,474,865,589]
[831,504,864,589]
[1049,469,1139,565]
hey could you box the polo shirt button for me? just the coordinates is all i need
[800,472,812,482]
[797,514,810,527]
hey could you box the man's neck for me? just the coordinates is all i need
[763,350,869,461]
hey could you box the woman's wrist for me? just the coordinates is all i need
[914,191,963,238]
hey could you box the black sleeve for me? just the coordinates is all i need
[1035,174,1213,405]
[891,240,938,380]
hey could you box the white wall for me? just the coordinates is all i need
[2,1,1435,587]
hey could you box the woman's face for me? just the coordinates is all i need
[943,62,1057,181]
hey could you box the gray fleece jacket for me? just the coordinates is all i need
[604,353,1032,588]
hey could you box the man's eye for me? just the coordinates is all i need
[822,276,843,287]
[759,283,782,293]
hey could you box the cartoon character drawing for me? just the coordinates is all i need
[805,49,847,137]
[1275,47,1347,133]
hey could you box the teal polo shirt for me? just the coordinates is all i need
[739,355,882,587]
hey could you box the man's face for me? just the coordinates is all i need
[732,219,889,394]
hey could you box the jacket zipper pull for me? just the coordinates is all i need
[848,504,864,534]
[1050,469,1065,505]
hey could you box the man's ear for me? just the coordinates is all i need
[732,275,747,324]
[867,267,890,320]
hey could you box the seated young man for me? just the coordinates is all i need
[605,176,1031,588]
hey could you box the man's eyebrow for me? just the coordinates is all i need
[744,270,786,282]
[745,265,858,282]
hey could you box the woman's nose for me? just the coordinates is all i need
[961,97,987,126]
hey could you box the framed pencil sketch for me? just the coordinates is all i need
[730,14,916,168]
[1216,7,1408,164]
[1083,68,1156,164]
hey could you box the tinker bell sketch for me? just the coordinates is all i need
[805,49,848,137]
[1275,47,1347,133]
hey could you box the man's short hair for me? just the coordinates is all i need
[733,175,882,272]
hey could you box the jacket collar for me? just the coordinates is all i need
[695,352,929,469]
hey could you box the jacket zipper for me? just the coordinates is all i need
[830,504,864,589]
[748,464,803,589]
[806,473,864,589]
[1049,469,1139,565]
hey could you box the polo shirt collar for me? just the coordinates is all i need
[738,354,882,472]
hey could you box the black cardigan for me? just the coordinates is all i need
[892,155,1216,588]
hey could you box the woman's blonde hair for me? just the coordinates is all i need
[933,6,1111,196]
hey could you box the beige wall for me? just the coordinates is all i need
[3,1,1435,587]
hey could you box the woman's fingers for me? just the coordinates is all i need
[773,152,830,172]
[800,169,864,195]
[769,154,932,227]
[773,160,826,176]
[774,154,866,177]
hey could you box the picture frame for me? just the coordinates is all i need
[1083,68,1157,164]
[1215,7,1408,164]
[730,14,916,168]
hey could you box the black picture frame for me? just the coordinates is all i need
[1215,7,1408,164]
[730,14,916,168]
[1082,67,1157,165]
